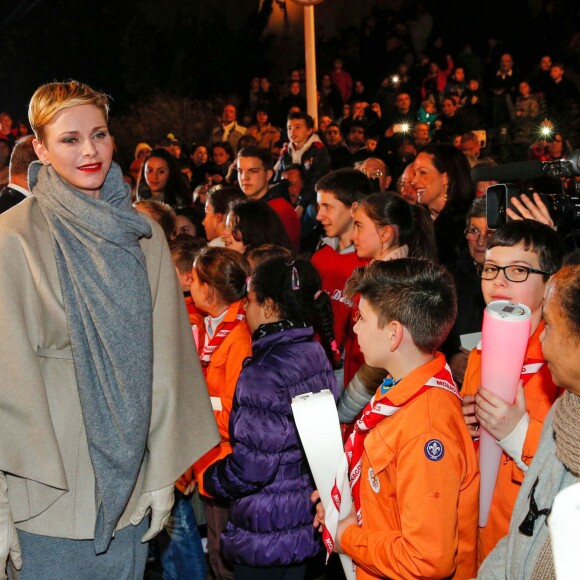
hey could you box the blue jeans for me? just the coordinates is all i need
[161,491,206,580]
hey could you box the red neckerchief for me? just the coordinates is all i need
[199,301,245,376]
[322,362,459,555]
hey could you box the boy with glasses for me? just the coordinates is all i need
[461,219,564,565]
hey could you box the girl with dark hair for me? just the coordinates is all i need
[222,199,293,255]
[203,258,339,579]
[173,246,253,580]
[351,192,437,262]
[208,141,235,185]
[412,143,476,269]
[136,147,191,208]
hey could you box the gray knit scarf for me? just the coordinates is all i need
[30,160,153,553]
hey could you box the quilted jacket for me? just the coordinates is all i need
[204,325,338,566]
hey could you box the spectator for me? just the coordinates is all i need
[312,169,371,384]
[274,111,331,228]
[412,143,476,269]
[129,142,152,183]
[330,57,353,103]
[0,135,37,214]
[190,143,210,189]
[545,62,579,119]
[477,264,580,579]
[460,132,482,166]
[202,186,245,247]
[277,81,306,125]
[433,97,467,143]
[207,141,235,185]
[513,81,540,145]
[0,139,10,186]
[281,163,304,207]
[221,199,293,255]
[237,146,300,251]
[325,122,353,170]
[398,162,418,204]
[462,220,564,565]
[345,121,371,163]
[442,195,488,383]
[356,157,391,192]
[134,199,176,241]
[486,53,520,130]
[444,66,467,99]
[319,73,343,119]
[530,54,553,95]
[210,104,247,153]
[244,107,281,152]
[136,147,191,208]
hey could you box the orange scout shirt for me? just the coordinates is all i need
[340,353,480,580]
[461,320,561,564]
[177,299,252,495]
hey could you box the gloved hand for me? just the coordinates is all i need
[0,472,22,580]
[129,483,174,543]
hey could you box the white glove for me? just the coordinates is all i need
[129,483,174,543]
[0,472,22,580]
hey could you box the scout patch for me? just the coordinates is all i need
[368,467,380,493]
[424,439,445,461]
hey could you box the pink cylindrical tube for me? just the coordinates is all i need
[479,301,531,527]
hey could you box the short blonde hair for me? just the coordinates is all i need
[28,80,109,142]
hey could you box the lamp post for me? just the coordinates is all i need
[289,0,325,129]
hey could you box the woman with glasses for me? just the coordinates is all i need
[442,195,490,383]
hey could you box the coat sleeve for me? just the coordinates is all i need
[203,362,292,500]
[340,433,467,579]
[0,214,68,492]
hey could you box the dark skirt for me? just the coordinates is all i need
[9,518,148,580]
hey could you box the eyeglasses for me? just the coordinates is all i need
[464,227,493,241]
[361,168,383,178]
[477,263,551,283]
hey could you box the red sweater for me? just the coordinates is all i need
[268,197,300,252]
[311,242,368,384]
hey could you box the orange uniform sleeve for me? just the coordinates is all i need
[193,323,252,496]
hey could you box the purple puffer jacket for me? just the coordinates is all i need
[204,325,339,567]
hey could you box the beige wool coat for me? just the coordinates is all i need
[0,197,219,539]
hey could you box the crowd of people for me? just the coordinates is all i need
[0,6,580,580]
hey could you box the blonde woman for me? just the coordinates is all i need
[0,81,218,579]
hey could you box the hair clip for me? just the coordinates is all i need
[291,266,300,291]
[314,290,322,300]
[245,276,252,292]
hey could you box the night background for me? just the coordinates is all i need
[1,0,578,162]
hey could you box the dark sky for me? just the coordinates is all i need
[0,0,577,117]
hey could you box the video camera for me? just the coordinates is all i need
[472,151,580,232]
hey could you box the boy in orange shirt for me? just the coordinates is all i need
[314,258,479,579]
[461,220,563,565]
